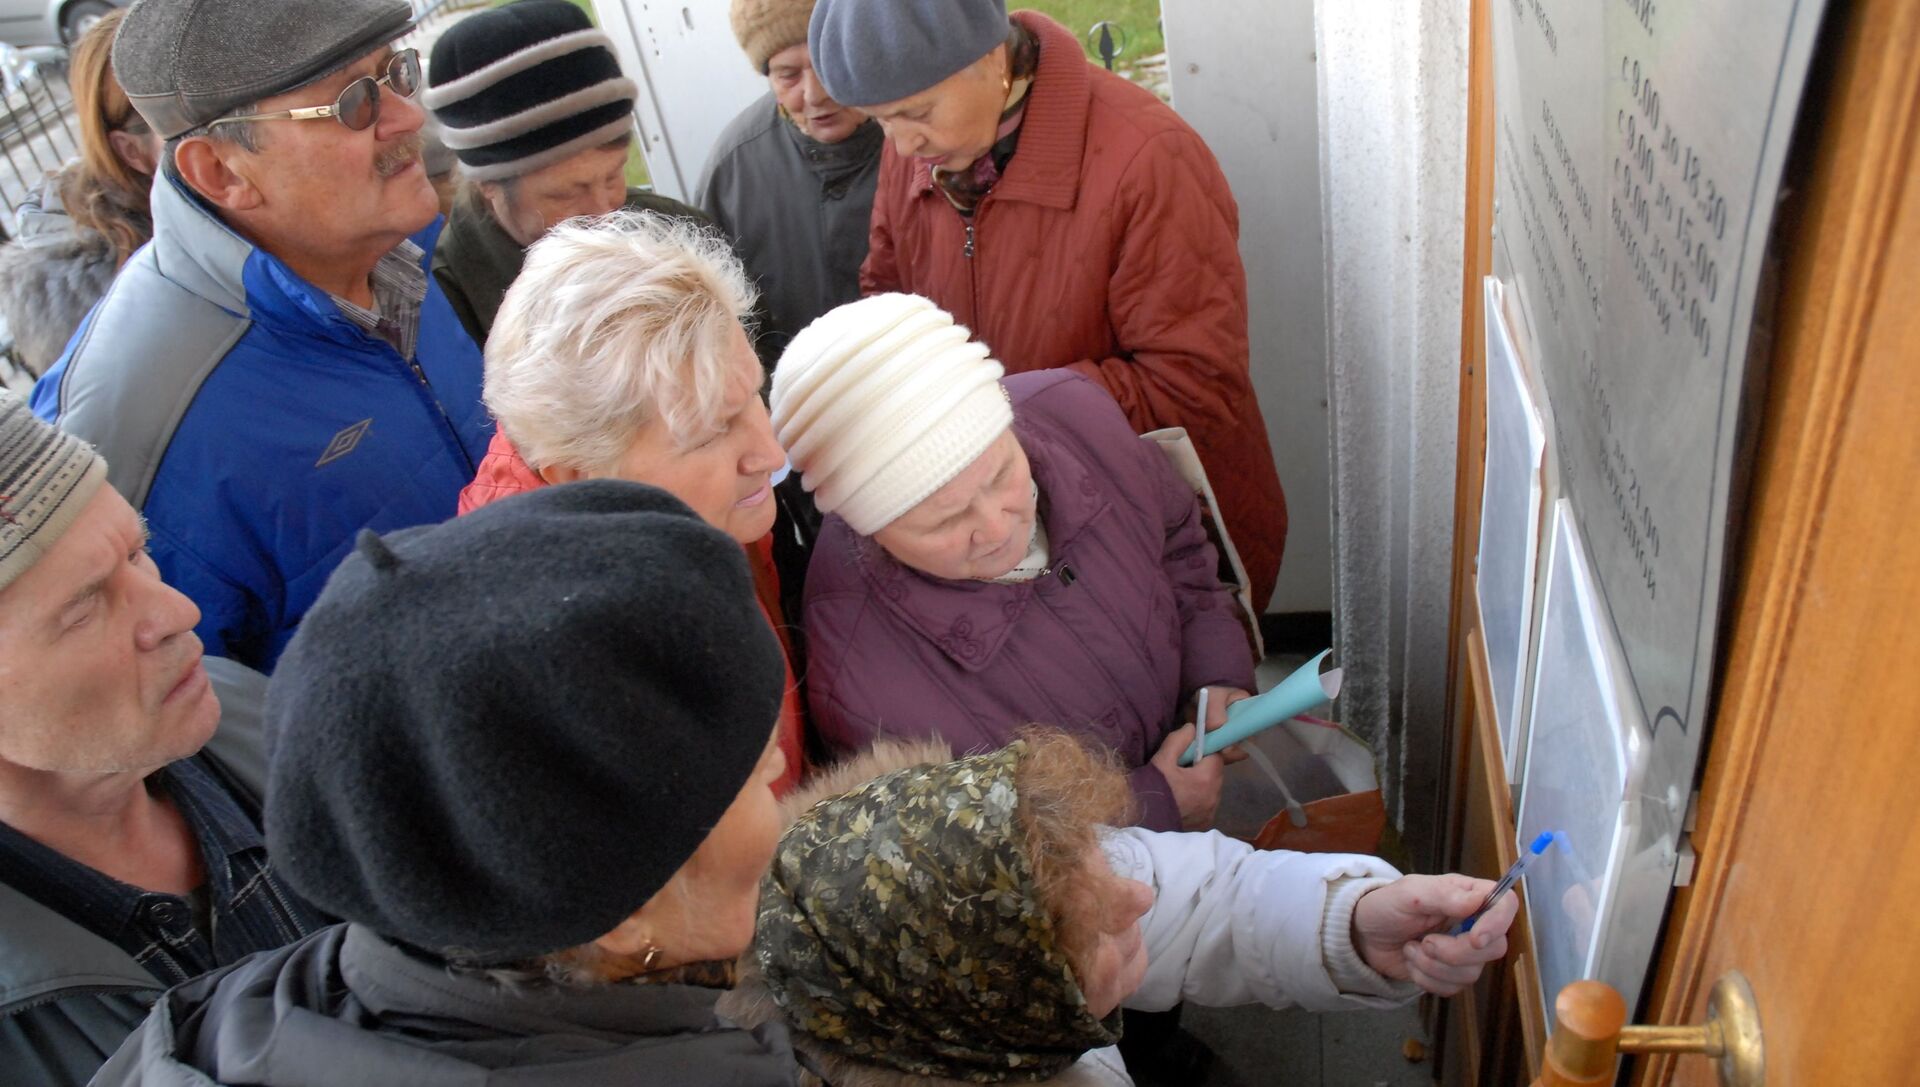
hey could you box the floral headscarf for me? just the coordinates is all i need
[753,743,1122,1082]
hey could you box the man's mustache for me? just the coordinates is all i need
[375,134,424,178]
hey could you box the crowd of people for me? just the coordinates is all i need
[0,0,1517,1084]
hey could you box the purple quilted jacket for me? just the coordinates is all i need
[801,370,1257,830]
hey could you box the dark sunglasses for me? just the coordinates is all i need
[208,49,420,133]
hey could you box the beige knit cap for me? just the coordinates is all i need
[0,390,107,594]
[771,294,1012,536]
[731,0,816,73]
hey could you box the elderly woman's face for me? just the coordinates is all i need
[1074,857,1156,1019]
[874,430,1036,581]
[766,43,866,144]
[864,46,1010,172]
[602,326,785,544]
[484,138,632,247]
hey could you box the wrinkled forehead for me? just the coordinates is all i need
[0,487,140,623]
[866,83,945,120]
[915,429,1020,511]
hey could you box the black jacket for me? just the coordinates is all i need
[431,184,711,345]
[0,660,276,1087]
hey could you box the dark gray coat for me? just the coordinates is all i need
[431,184,711,346]
[91,924,803,1086]
[697,93,882,363]
[0,659,273,1087]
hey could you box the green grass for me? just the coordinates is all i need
[1020,0,1166,68]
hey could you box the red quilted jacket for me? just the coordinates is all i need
[862,11,1288,607]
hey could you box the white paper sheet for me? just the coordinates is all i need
[1477,278,1549,779]
[1517,500,1652,1026]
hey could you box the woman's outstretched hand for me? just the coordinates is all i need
[1350,874,1518,996]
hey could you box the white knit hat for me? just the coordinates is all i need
[771,294,1012,535]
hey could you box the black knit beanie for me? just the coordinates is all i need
[422,0,638,181]
[264,480,786,964]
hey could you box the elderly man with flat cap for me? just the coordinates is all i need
[31,0,493,672]
[0,392,323,1086]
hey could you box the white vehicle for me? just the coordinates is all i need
[0,0,117,48]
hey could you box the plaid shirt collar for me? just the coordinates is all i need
[0,755,321,985]
[332,238,427,358]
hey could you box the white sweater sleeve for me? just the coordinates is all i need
[1102,827,1422,1013]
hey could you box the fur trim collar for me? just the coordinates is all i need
[775,738,956,828]
[721,740,1114,1087]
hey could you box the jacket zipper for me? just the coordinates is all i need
[400,352,477,474]
[964,199,987,329]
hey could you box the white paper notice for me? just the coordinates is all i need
[1491,0,1828,750]
[1518,500,1652,1025]
[1477,278,1549,776]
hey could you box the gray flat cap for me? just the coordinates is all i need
[808,0,1008,108]
[113,0,416,140]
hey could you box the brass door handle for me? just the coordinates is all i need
[1533,972,1764,1087]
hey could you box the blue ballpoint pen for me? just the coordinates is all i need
[1451,831,1558,936]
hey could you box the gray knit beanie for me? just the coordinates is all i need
[422,0,639,182]
[807,0,1009,108]
[113,0,415,140]
[0,390,107,594]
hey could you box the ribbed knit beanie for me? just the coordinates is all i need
[264,480,786,964]
[808,0,1009,107]
[771,294,1011,535]
[0,390,106,594]
[423,0,638,182]
[730,0,815,74]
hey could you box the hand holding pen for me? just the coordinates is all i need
[1350,874,1521,996]
[1450,831,1560,935]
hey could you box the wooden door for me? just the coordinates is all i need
[1634,0,1920,1082]
[1442,0,1920,1082]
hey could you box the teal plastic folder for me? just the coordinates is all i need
[1179,649,1344,766]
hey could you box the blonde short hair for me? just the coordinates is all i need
[484,210,758,474]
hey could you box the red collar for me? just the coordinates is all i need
[908,11,1089,212]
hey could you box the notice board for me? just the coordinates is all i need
[1486,0,1829,1020]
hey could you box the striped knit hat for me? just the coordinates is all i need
[422,0,638,182]
[0,390,107,594]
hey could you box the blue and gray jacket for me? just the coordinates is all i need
[33,173,492,670]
